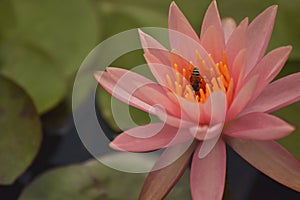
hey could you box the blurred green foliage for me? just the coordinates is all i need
[0,0,299,199]
[19,156,191,200]
[0,75,41,184]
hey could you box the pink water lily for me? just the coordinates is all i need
[94,1,300,199]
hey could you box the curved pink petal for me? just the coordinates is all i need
[143,50,192,89]
[168,2,199,59]
[109,123,189,152]
[131,83,180,118]
[168,2,199,41]
[191,139,226,200]
[139,30,175,86]
[189,122,223,141]
[95,68,180,117]
[226,18,248,68]
[226,137,300,192]
[246,46,292,100]
[222,18,236,43]
[230,48,247,93]
[200,0,224,44]
[224,112,295,140]
[139,141,198,200]
[245,5,278,76]
[191,91,226,155]
[139,29,168,54]
[151,105,195,128]
[94,70,153,113]
[227,75,258,120]
[242,72,300,115]
[200,25,225,62]
[167,3,213,68]
[202,90,227,124]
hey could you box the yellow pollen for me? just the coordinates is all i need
[205,84,211,98]
[217,76,226,92]
[218,62,230,83]
[221,74,229,88]
[182,68,187,84]
[164,51,233,104]
[199,88,206,102]
[175,71,180,85]
[166,74,174,91]
[226,78,234,103]
[211,77,220,91]
[185,85,195,101]
[175,81,182,96]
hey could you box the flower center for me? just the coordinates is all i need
[165,51,233,103]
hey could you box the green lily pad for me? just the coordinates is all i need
[0,75,41,185]
[0,41,66,114]
[2,0,98,78]
[19,155,191,200]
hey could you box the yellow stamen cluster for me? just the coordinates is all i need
[165,51,233,104]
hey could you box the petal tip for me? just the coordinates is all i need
[169,1,178,10]
[94,71,103,82]
[109,141,123,151]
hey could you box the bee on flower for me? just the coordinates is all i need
[94,1,300,199]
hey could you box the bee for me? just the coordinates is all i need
[189,67,206,93]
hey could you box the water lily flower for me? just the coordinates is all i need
[94,1,300,199]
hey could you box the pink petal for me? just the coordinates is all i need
[94,70,153,113]
[202,90,227,124]
[168,2,199,41]
[225,137,300,192]
[95,68,179,117]
[242,72,300,114]
[151,105,195,128]
[139,30,175,86]
[230,48,247,93]
[227,75,258,120]
[200,25,225,62]
[131,83,181,118]
[189,122,223,141]
[245,46,292,100]
[200,0,224,44]
[110,123,192,152]
[190,91,226,155]
[138,29,168,53]
[197,123,224,158]
[245,5,278,76]
[222,18,237,43]
[143,50,192,89]
[226,18,248,68]
[191,139,226,200]
[167,3,213,68]
[168,2,199,58]
[139,141,198,199]
[224,112,295,140]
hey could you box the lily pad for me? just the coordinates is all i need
[0,75,41,185]
[2,0,98,78]
[0,41,66,114]
[19,155,191,200]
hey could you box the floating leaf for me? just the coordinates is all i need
[1,0,98,77]
[0,75,41,185]
[19,155,191,199]
[0,41,66,113]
